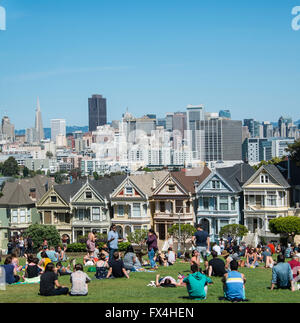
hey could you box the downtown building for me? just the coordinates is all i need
[88,94,107,132]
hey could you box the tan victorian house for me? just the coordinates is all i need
[150,167,211,248]
[242,164,291,244]
[110,171,167,239]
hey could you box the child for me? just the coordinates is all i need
[70,263,91,296]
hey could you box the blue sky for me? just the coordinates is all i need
[0,0,300,129]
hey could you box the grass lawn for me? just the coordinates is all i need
[0,255,299,303]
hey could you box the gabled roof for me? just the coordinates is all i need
[243,164,290,188]
[171,167,212,194]
[129,171,169,197]
[216,163,255,192]
[0,175,49,207]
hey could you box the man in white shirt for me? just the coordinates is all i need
[212,243,221,256]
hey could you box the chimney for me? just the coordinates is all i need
[29,188,36,200]
[152,178,157,190]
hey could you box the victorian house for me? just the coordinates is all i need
[151,167,211,248]
[0,175,49,250]
[110,171,168,239]
[36,175,126,243]
[195,163,255,242]
[242,164,291,244]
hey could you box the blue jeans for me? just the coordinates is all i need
[109,248,118,261]
[148,249,156,268]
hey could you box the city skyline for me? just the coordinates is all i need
[0,0,300,129]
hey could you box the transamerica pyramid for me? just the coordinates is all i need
[35,97,44,141]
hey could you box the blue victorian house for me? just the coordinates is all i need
[195,163,255,242]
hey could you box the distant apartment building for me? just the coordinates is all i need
[88,94,107,132]
[1,116,15,142]
[243,119,261,138]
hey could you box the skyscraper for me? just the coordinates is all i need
[1,116,15,142]
[51,119,66,143]
[88,94,107,132]
[187,105,205,154]
[35,97,44,141]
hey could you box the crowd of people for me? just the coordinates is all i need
[1,224,300,301]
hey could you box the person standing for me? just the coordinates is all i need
[146,229,158,269]
[192,224,210,263]
[107,225,123,261]
[18,237,25,258]
[86,232,96,255]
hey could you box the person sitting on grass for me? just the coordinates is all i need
[155,274,183,288]
[222,260,247,302]
[39,251,52,271]
[106,251,130,279]
[190,250,201,267]
[246,247,259,268]
[288,254,300,282]
[84,252,96,267]
[56,262,72,276]
[39,263,69,296]
[156,252,168,267]
[271,254,295,291]
[166,247,176,266]
[96,253,110,280]
[206,250,227,277]
[1,256,20,285]
[182,264,213,301]
[69,263,91,297]
[23,255,43,282]
[46,247,59,262]
[11,253,23,272]
[57,246,67,262]
[262,246,274,269]
[123,245,142,272]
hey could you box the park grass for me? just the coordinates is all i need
[0,256,299,303]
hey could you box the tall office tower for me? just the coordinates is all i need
[196,119,242,162]
[243,119,261,138]
[278,116,292,137]
[173,112,187,137]
[187,105,205,155]
[51,119,66,143]
[242,138,267,163]
[136,116,156,136]
[262,121,273,138]
[1,116,15,142]
[165,113,174,132]
[88,94,107,132]
[219,110,231,119]
[35,97,44,141]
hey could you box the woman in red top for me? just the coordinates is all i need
[268,243,275,254]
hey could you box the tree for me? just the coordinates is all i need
[93,172,99,180]
[54,172,64,184]
[23,166,30,178]
[127,229,148,248]
[2,157,19,176]
[219,224,248,241]
[269,216,300,243]
[286,139,300,162]
[24,224,61,248]
[46,151,53,159]
[168,224,196,251]
[253,157,285,171]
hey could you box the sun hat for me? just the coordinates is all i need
[221,250,230,257]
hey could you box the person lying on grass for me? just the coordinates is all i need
[183,264,213,300]
[106,251,130,279]
[155,274,184,287]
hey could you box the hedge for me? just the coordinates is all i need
[66,242,132,253]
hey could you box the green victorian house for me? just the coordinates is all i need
[0,175,49,251]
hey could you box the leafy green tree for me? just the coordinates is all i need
[286,139,300,162]
[2,157,19,176]
[269,216,300,243]
[54,173,64,184]
[46,151,54,159]
[127,229,148,248]
[168,224,196,251]
[93,172,99,180]
[219,224,248,241]
[23,166,30,178]
[25,224,61,248]
[253,157,285,171]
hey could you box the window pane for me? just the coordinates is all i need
[133,204,141,217]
